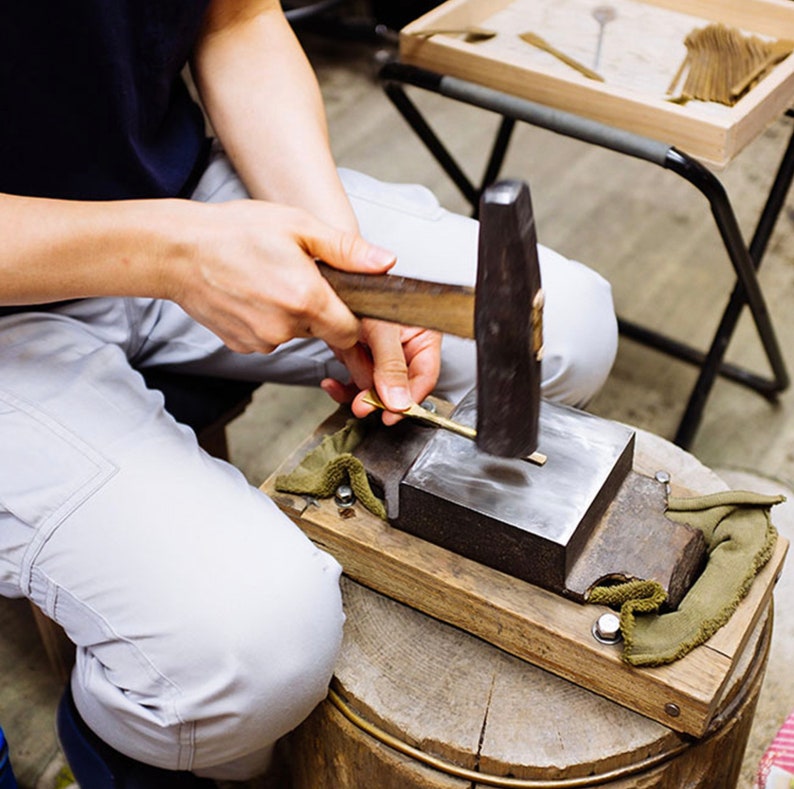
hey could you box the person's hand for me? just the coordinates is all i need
[321,320,442,426]
[167,198,395,354]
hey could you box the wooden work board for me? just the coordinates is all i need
[262,408,788,738]
[399,0,794,167]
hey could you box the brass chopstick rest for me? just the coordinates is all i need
[519,32,605,82]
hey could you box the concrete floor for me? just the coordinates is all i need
[3,25,794,789]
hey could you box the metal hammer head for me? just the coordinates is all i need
[316,179,542,458]
[475,180,543,457]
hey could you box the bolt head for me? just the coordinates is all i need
[592,612,622,644]
[334,484,355,507]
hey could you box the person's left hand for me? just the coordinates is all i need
[321,319,442,425]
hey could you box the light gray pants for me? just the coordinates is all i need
[0,149,617,779]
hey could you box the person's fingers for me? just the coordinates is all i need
[353,321,412,426]
[323,344,378,417]
[305,227,395,275]
[320,378,358,405]
[401,328,443,404]
[283,269,360,350]
[299,226,395,350]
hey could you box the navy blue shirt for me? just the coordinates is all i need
[0,1,212,201]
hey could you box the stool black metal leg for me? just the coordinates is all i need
[383,80,480,208]
[384,77,520,216]
[664,145,792,447]
[749,110,794,265]
[619,116,794,415]
[379,62,791,447]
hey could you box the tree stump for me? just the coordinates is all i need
[283,429,776,788]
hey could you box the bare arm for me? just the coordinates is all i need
[192,0,357,231]
[0,0,440,416]
[192,0,443,416]
[0,194,177,306]
[0,187,396,352]
[0,0,393,353]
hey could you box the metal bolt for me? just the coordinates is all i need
[592,612,622,644]
[654,470,671,495]
[334,484,356,508]
[664,703,681,718]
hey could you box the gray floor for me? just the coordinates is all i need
[3,29,794,789]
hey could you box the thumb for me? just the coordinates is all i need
[364,320,413,418]
[307,227,396,275]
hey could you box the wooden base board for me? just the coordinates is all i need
[263,409,788,737]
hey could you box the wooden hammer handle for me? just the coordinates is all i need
[317,262,475,339]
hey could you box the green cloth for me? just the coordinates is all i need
[589,489,782,666]
[278,421,783,668]
[275,418,387,520]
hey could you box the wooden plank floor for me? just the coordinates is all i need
[2,28,794,789]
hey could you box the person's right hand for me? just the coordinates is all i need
[165,198,396,355]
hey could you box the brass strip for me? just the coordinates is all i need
[519,33,605,82]
[361,390,547,466]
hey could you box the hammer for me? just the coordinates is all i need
[318,180,543,458]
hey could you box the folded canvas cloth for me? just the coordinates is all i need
[275,418,387,520]
[589,490,782,666]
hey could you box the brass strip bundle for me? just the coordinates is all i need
[668,23,793,105]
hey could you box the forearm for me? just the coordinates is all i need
[192,0,358,232]
[0,193,188,306]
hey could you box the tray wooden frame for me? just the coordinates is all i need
[399,0,794,167]
[262,409,788,738]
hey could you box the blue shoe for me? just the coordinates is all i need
[56,685,216,789]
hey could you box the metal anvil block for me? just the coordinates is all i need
[396,390,636,594]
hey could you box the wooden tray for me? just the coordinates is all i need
[263,409,788,737]
[399,0,794,167]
